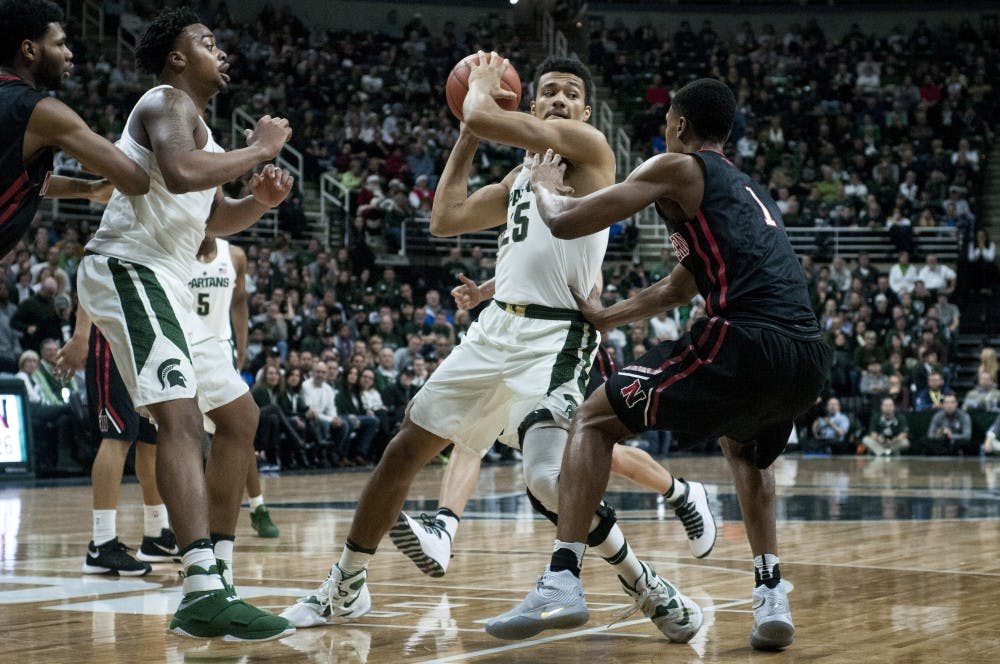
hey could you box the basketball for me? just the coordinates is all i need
[446,53,522,122]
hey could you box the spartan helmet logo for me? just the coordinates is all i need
[157,358,188,390]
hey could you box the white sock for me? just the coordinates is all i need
[181,545,225,594]
[339,543,374,575]
[144,504,169,537]
[435,510,459,540]
[214,538,234,587]
[249,495,264,511]
[664,478,687,504]
[591,524,645,587]
[93,509,116,546]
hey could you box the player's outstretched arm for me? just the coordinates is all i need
[143,88,290,193]
[430,123,510,237]
[43,176,114,203]
[463,52,610,167]
[573,264,698,331]
[532,150,702,239]
[27,98,149,196]
[205,164,294,236]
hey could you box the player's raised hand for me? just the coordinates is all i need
[468,51,518,103]
[250,164,294,208]
[451,273,484,310]
[245,115,292,160]
[528,149,574,195]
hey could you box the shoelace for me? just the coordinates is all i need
[216,559,235,594]
[609,573,648,624]
[316,567,359,615]
[416,513,445,538]
[610,572,679,625]
[674,496,705,539]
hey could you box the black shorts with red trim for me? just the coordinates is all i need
[604,317,830,467]
[86,325,157,445]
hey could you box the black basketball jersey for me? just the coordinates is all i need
[0,75,52,258]
[660,149,819,340]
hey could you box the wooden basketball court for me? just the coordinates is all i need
[2,454,999,662]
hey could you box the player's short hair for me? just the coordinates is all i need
[670,78,737,144]
[135,6,201,75]
[0,0,64,65]
[533,56,593,106]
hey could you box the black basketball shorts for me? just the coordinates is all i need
[604,316,831,468]
[86,325,157,445]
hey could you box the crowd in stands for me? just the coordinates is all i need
[2,2,1000,474]
[587,12,1000,455]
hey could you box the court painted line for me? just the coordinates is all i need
[417,600,749,664]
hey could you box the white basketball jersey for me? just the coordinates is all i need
[190,238,235,340]
[494,166,608,309]
[86,85,222,283]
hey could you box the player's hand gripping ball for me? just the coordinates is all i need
[446,52,522,121]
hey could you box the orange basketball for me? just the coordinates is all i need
[446,53,522,122]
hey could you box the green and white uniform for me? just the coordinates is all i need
[190,237,238,434]
[407,165,607,453]
[190,238,236,343]
[77,85,248,415]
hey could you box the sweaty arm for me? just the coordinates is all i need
[43,175,113,202]
[535,153,703,239]
[143,88,283,194]
[463,86,609,167]
[581,264,699,331]
[26,97,148,195]
[429,126,512,237]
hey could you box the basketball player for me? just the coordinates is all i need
[191,235,279,538]
[490,80,831,651]
[0,0,148,257]
[390,272,717,578]
[283,53,703,644]
[74,8,293,641]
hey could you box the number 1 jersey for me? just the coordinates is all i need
[664,149,819,340]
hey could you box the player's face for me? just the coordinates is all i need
[177,24,229,93]
[532,72,590,123]
[663,107,686,153]
[33,23,73,90]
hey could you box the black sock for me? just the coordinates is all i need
[210,532,234,545]
[345,538,377,555]
[437,507,460,522]
[179,538,213,556]
[550,547,581,578]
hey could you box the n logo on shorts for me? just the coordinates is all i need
[620,379,647,408]
[157,358,188,390]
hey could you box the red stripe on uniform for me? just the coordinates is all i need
[0,186,32,226]
[97,331,125,431]
[685,225,716,315]
[648,319,730,428]
[0,173,28,209]
[696,210,729,311]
